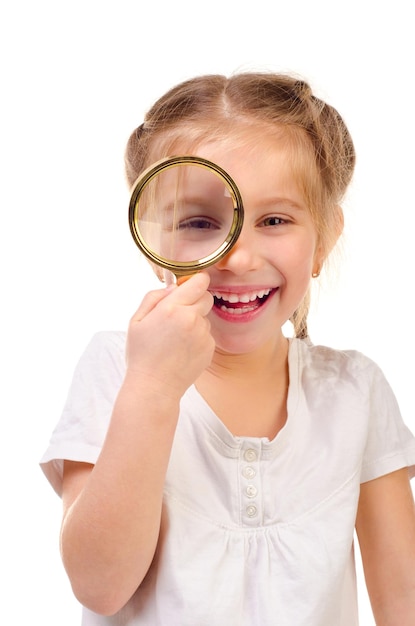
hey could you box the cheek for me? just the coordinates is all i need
[270,237,316,277]
[292,250,315,277]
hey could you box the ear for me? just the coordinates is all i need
[314,204,344,272]
[147,260,165,283]
[333,204,345,242]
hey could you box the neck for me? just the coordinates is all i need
[199,332,289,385]
[195,332,290,440]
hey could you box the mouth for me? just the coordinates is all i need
[210,287,277,316]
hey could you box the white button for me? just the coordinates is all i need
[244,449,257,462]
[245,485,257,498]
[242,466,256,479]
[246,505,257,517]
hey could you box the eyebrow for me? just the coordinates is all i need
[161,189,233,210]
[256,197,307,212]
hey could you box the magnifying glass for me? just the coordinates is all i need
[128,156,244,282]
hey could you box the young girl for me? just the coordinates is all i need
[40,72,415,625]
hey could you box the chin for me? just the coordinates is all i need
[211,329,272,356]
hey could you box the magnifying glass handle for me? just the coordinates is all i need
[162,269,192,286]
[176,275,192,285]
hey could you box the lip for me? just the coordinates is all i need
[210,286,279,322]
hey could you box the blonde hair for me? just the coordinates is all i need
[125,72,356,338]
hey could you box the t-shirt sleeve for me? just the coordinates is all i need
[39,331,126,496]
[360,358,415,483]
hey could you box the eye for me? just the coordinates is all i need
[178,217,220,231]
[261,216,287,227]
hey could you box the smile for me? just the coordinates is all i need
[211,288,276,315]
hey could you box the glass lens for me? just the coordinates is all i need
[132,162,237,265]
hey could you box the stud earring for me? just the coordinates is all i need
[311,269,321,278]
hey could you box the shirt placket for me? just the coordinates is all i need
[240,442,262,526]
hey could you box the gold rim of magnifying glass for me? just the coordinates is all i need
[128,156,244,277]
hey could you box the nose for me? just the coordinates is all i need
[215,225,260,274]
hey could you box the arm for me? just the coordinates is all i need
[356,467,415,626]
[60,273,214,616]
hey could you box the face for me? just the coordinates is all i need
[174,131,321,355]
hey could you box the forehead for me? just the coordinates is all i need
[150,123,316,196]
[189,138,311,210]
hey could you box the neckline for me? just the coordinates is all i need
[186,337,303,458]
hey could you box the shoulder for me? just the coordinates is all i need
[290,338,395,411]
[83,330,126,355]
[78,330,127,370]
[292,337,381,382]
[67,330,127,398]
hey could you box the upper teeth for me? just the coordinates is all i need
[211,288,272,303]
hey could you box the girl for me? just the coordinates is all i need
[41,72,415,625]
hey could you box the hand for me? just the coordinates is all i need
[125,273,214,399]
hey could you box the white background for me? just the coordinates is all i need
[1,1,413,623]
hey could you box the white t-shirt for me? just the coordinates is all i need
[40,332,415,626]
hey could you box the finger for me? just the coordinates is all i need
[197,291,214,317]
[170,272,211,305]
[131,285,175,322]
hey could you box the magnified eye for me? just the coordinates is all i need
[178,217,220,231]
[129,156,244,270]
